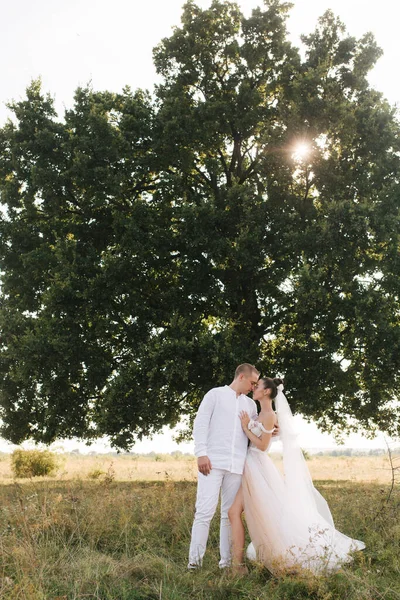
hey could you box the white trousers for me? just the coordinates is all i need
[188,468,242,567]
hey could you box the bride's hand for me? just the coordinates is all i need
[239,411,250,430]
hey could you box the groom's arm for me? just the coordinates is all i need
[193,390,215,476]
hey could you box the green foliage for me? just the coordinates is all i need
[11,448,59,477]
[0,1,400,448]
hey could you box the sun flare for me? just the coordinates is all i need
[292,142,310,162]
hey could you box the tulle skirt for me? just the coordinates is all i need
[242,447,365,576]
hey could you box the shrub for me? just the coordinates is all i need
[11,449,59,478]
[87,468,105,480]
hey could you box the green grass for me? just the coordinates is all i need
[0,478,398,599]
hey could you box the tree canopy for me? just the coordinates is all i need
[1,0,399,449]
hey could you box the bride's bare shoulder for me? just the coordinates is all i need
[259,411,276,430]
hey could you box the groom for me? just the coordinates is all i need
[188,363,260,569]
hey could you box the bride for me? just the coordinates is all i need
[228,377,365,576]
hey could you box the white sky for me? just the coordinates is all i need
[0,0,398,452]
[0,416,393,455]
[1,0,399,123]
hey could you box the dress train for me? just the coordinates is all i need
[242,425,365,575]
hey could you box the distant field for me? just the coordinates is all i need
[0,452,394,483]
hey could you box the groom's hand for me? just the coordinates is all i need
[272,423,280,437]
[197,456,212,476]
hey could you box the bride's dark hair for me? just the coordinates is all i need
[260,377,284,399]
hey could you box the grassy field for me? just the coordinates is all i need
[0,454,399,599]
[0,452,394,484]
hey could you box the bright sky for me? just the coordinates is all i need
[1,0,399,123]
[0,0,398,452]
[0,416,392,455]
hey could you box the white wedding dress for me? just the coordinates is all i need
[242,390,365,576]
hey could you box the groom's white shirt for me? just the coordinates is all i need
[193,385,258,474]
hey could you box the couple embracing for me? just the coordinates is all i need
[188,363,365,576]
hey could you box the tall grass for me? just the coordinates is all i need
[0,476,399,599]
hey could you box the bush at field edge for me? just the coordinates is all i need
[11,449,59,478]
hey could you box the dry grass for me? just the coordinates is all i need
[0,476,398,599]
[0,452,393,483]
[304,454,392,483]
[0,450,398,598]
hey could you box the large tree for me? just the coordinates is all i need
[0,0,399,449]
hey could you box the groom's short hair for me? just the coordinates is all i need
[234,363,260,379]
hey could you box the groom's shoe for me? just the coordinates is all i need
[187,563,200,570]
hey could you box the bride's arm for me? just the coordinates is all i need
[239,412,276,451]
